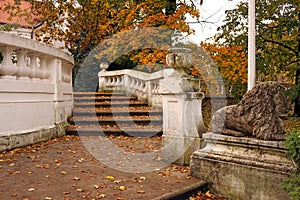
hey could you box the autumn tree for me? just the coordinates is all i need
[211,0,300,116]
[2,0,205,90]
[201,42,248,99]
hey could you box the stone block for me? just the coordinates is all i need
[190,133,296,200]
[163,135,203,165]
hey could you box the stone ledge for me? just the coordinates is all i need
[190,132,296,200]
[0,122,68,151]
[203,132,285,148]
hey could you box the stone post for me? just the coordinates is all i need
[98,62,109,92]
[160,48,206,165]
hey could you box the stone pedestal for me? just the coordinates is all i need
[190,133,296,200]
[159,69,206,165]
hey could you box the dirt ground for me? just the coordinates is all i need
[0,135,204,200]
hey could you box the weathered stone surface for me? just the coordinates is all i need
[0,122,68,151]
[211,81,291,140]
[190,133,296,200]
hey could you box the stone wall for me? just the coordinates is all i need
[0,32,74,151]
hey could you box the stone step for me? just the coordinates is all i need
[67,126,163,137]
[72,109,162,117]
[73,92,126,97]
[68,117,163,126]
[67,91,163,137]
[73,101,148,108]
[73,96,138,102]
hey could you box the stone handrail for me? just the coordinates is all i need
[0,31,74,151]
[98,68,164,106]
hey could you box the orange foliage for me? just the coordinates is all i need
[201,42,248,85]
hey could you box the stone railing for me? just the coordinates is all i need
[98,66,164,106]
[0,31,74,151]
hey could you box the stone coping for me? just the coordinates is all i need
[0,31,74,64]
[100,69,164,81]
[195,132,296,174]
[203,132,285,149]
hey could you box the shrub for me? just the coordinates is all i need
[282,129,300,200]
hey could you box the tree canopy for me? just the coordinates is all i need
[204,0,300,115]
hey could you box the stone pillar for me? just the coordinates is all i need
[98,62,109,92]
[160,48,206,165]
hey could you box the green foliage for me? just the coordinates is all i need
[215,0,299,81]
[212,0,300,115]
[285,129,300,167]
[283,129,300,200]
[0,23,20,31]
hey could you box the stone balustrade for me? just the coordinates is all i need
[99,67,164,106]
[0,31,74,151]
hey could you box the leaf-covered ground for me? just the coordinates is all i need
[0,135,218,200]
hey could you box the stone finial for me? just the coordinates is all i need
[99,62,109,72]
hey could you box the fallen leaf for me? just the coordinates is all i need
[61,171,67,175]
[186,175,192,180]
[98,194,106,198]
[63,191,71,195]
[45,197,52,200]
[205,190,212,197]
[72,176,80,181]
[106,175,115,180]
[119,186,126,191]
[137,190,145,194]
[43,164,50,169]
[114,180,122,184]
[28,188,35,192]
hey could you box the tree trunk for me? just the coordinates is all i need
[294,69,300,116]
[294,10,300,117]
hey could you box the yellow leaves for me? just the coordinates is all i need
[202,42,248,85]
[137,190,145,194]
[106,175,115,180]
[114,185,126,191]
[72,176,81,181]
[98,194,106,198]
[118,186,126,191]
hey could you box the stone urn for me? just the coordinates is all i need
[166,48,192,76]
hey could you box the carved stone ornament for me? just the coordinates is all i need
[99,62,109,71]
[166,48,192,75]
[211,81,291,140]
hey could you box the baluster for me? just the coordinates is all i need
[15,49,31,80]
[39,56,51,82]
[116,76,122,89]
[28,53,40,81]
[129,77,135,93]
[36,56,44,80]
[107,77,113,87]
[0,46,18,80]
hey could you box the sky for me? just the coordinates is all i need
[188,0,242,43]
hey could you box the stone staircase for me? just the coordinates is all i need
[67,92,163,137]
